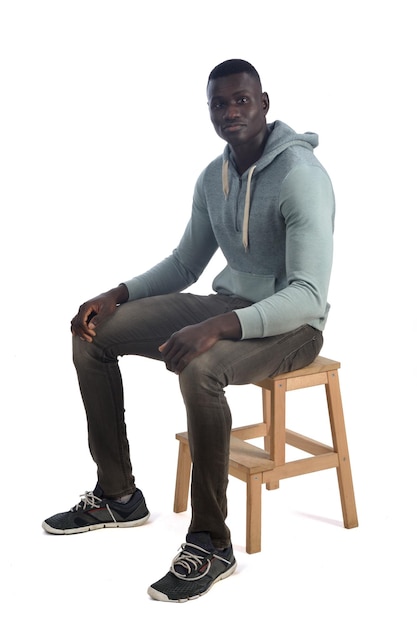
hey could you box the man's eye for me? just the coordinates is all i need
[238,97,249,104]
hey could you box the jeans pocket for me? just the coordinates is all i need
[271,326,323,376]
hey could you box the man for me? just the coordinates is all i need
[43,59,335,602]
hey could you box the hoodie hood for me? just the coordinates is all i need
[222,121,319,250]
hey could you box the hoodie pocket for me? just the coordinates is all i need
[213,265,276,303]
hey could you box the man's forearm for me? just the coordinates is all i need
[206,311,242,340]
[112,283,129,304]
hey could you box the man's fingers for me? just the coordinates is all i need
[87,318,98,331]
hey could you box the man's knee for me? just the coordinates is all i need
[179,351,225,398]
[72,333,107,370]
[72,335,89,368]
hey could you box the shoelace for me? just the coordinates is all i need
[170,542,231,581]
[72,491,102,511]
[70,491,119,524]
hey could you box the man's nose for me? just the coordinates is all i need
[224,103,240,119]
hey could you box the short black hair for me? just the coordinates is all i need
[207,59,262,88]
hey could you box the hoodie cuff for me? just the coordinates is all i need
[233,306,265,340]
[122,278,150,302]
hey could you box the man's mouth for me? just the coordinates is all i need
[222,123,245,132]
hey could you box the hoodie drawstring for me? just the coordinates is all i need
[222,160,229,197]
[242,165,256,251]
[222,160,256,252]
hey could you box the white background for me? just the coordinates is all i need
[1,0,415,623]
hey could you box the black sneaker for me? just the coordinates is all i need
[42,485,150,535]
[147,532,237,602]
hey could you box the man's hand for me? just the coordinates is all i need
[71,284,129,342]
[159,312,242,374]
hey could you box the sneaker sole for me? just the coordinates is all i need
[147,559,237,602]
[42,512,150,535]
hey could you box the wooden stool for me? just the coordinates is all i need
[173,356,358,554]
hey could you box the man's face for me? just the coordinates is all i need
[207,72,269,148]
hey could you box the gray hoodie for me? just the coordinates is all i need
[124,121,335,339]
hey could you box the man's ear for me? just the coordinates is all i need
[262,92,270,114]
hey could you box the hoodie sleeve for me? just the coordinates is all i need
[123,172,219,300]
[234,164,335,338]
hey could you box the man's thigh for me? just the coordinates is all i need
[90,292,252,360]
[186,324,323,387]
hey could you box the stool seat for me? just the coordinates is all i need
[174,355,358,553]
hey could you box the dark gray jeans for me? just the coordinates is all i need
[72,292,323,548]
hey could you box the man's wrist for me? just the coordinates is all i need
[110,283,129,305]
[207,311,242,340]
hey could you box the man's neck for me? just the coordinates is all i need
[230,127,270,176]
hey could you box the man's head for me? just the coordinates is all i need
[206,59,269,150]
[207,59,262,89]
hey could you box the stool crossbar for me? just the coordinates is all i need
[174,355,358,553]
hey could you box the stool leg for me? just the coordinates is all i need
[265,381,286,491]
[246,473,262,554]
[326,370,359,528]
[173,440,192,513]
